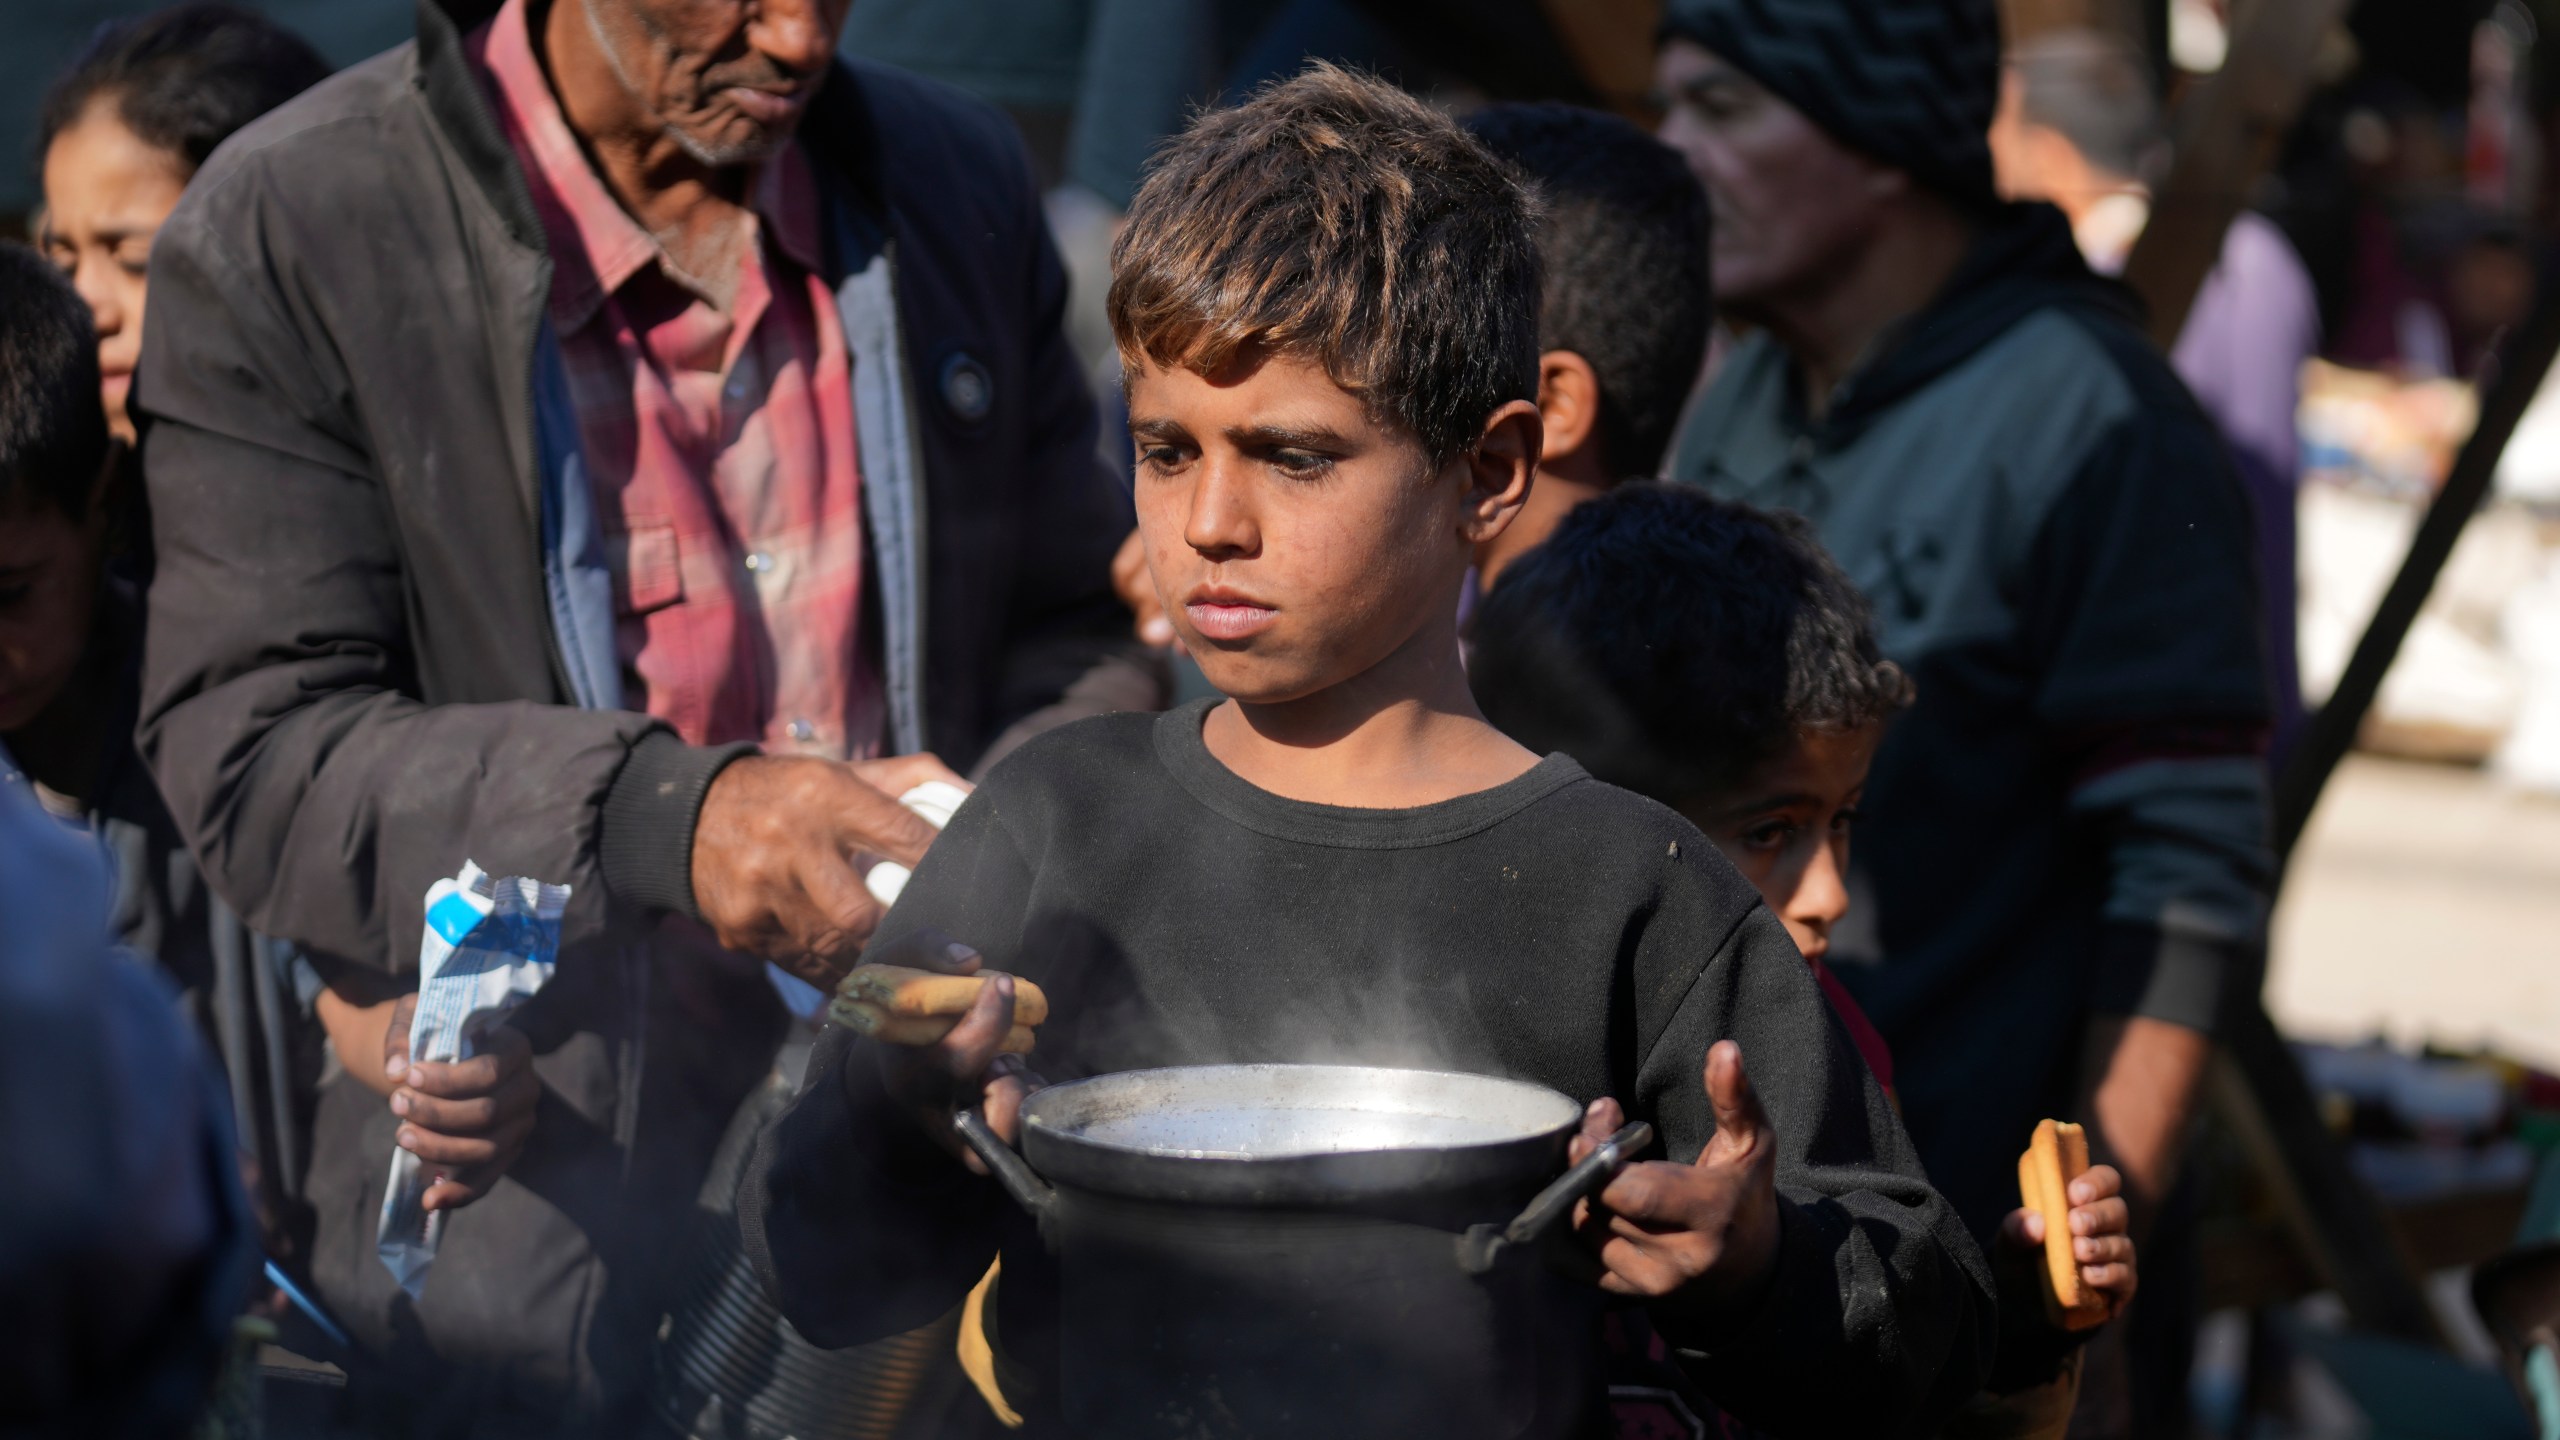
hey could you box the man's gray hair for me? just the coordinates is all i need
[2010,29,2165,185]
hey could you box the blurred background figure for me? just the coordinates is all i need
[1655,4,2274,1435]
[0,749,258,1439]
[1993,26,2320,759]
[36,4,330,449]
[839,0,1215,390]
[838,0,1661,393]
[0,240,257,1434]
[0,229,262,1424]
[17,1,336,1323]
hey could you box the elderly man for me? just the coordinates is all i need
[1657,0,2272,1276]
[132,0,1142,1431]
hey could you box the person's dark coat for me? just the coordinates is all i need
[130,0,1146,1428]
[1670,204,2273,1243]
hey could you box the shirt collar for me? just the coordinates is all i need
[468,0,827,330]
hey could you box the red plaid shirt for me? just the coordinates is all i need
[472,0,880,758]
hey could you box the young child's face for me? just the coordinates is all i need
[0,489,109,733]
[1681,723,1884,966]
[1127,351,1524,703]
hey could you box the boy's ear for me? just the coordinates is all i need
[1459,398,1541,545]
[1535,350,1603,466]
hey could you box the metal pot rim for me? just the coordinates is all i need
[1016,1063,1583,1208]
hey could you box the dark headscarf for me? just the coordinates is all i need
[1661,0,2004,206]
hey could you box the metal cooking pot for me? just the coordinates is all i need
[954,1064,1650,1440]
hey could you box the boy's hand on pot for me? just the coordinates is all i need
[690,752,965,987]
[2000,1161,2137,1320]
[381,996,541,1213]
[864,931,1038,1172]
[1569,1041,1781,1324]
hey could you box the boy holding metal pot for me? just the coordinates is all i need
[744,64,1996,1437]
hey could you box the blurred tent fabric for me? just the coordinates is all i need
[838,0,1619,206]
[1,0,412,221]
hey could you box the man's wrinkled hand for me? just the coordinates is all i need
[858,929,1041,1171]
[690,751,968,988]
[1570,1040,1782,1327]
[380,993,540,1213]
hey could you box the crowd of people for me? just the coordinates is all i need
[2,0,2291,1437]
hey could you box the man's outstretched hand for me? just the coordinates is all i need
[1570,1040,1783,1328]
[690,752,967,988]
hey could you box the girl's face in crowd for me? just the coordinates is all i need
[1684,723,1885,966]
[1125,350,1531,705]
[41,100,189,445]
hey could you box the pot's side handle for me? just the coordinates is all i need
[954,1109,1058,1222]
[1457,1121,1653,1275]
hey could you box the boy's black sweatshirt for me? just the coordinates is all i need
[741,702,1995,1435]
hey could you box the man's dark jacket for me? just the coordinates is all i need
[131,0,1143,1427]
[1671,205,2273,1242]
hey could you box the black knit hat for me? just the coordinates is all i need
[1661,0,2004,206]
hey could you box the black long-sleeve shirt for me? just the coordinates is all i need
[743,702,1995,1435]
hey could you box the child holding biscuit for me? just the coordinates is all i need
[1471,483,2138,1435]
[745,65,1997,1438]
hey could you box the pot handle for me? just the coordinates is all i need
[953,1109,1058,1223]
[1457,1121,1653,1274]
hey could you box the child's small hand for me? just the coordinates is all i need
[379,993,540,1213]
[2000,1162,2136,1322]
[1568,1040,1782,1326]
[860,930,1040,1172]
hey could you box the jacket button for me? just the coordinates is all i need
[940,352,993,424]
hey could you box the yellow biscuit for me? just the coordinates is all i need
[2019,1119,2105,1331]
[829,998,1035,1054]
[838,964,1049,1026]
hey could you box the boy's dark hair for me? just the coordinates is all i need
[38,4,329,177]
[1463,103,1711,478]
[1470,483,1912,803]
[1109,62,1541,467]
[0,244,109,521]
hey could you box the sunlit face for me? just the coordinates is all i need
[1653,39,1900,314]
[0,487,110,735]
[582,0,852,166]
[41,101,189,445]
[1682,723,1885,966]
[1127,352,1493,705]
